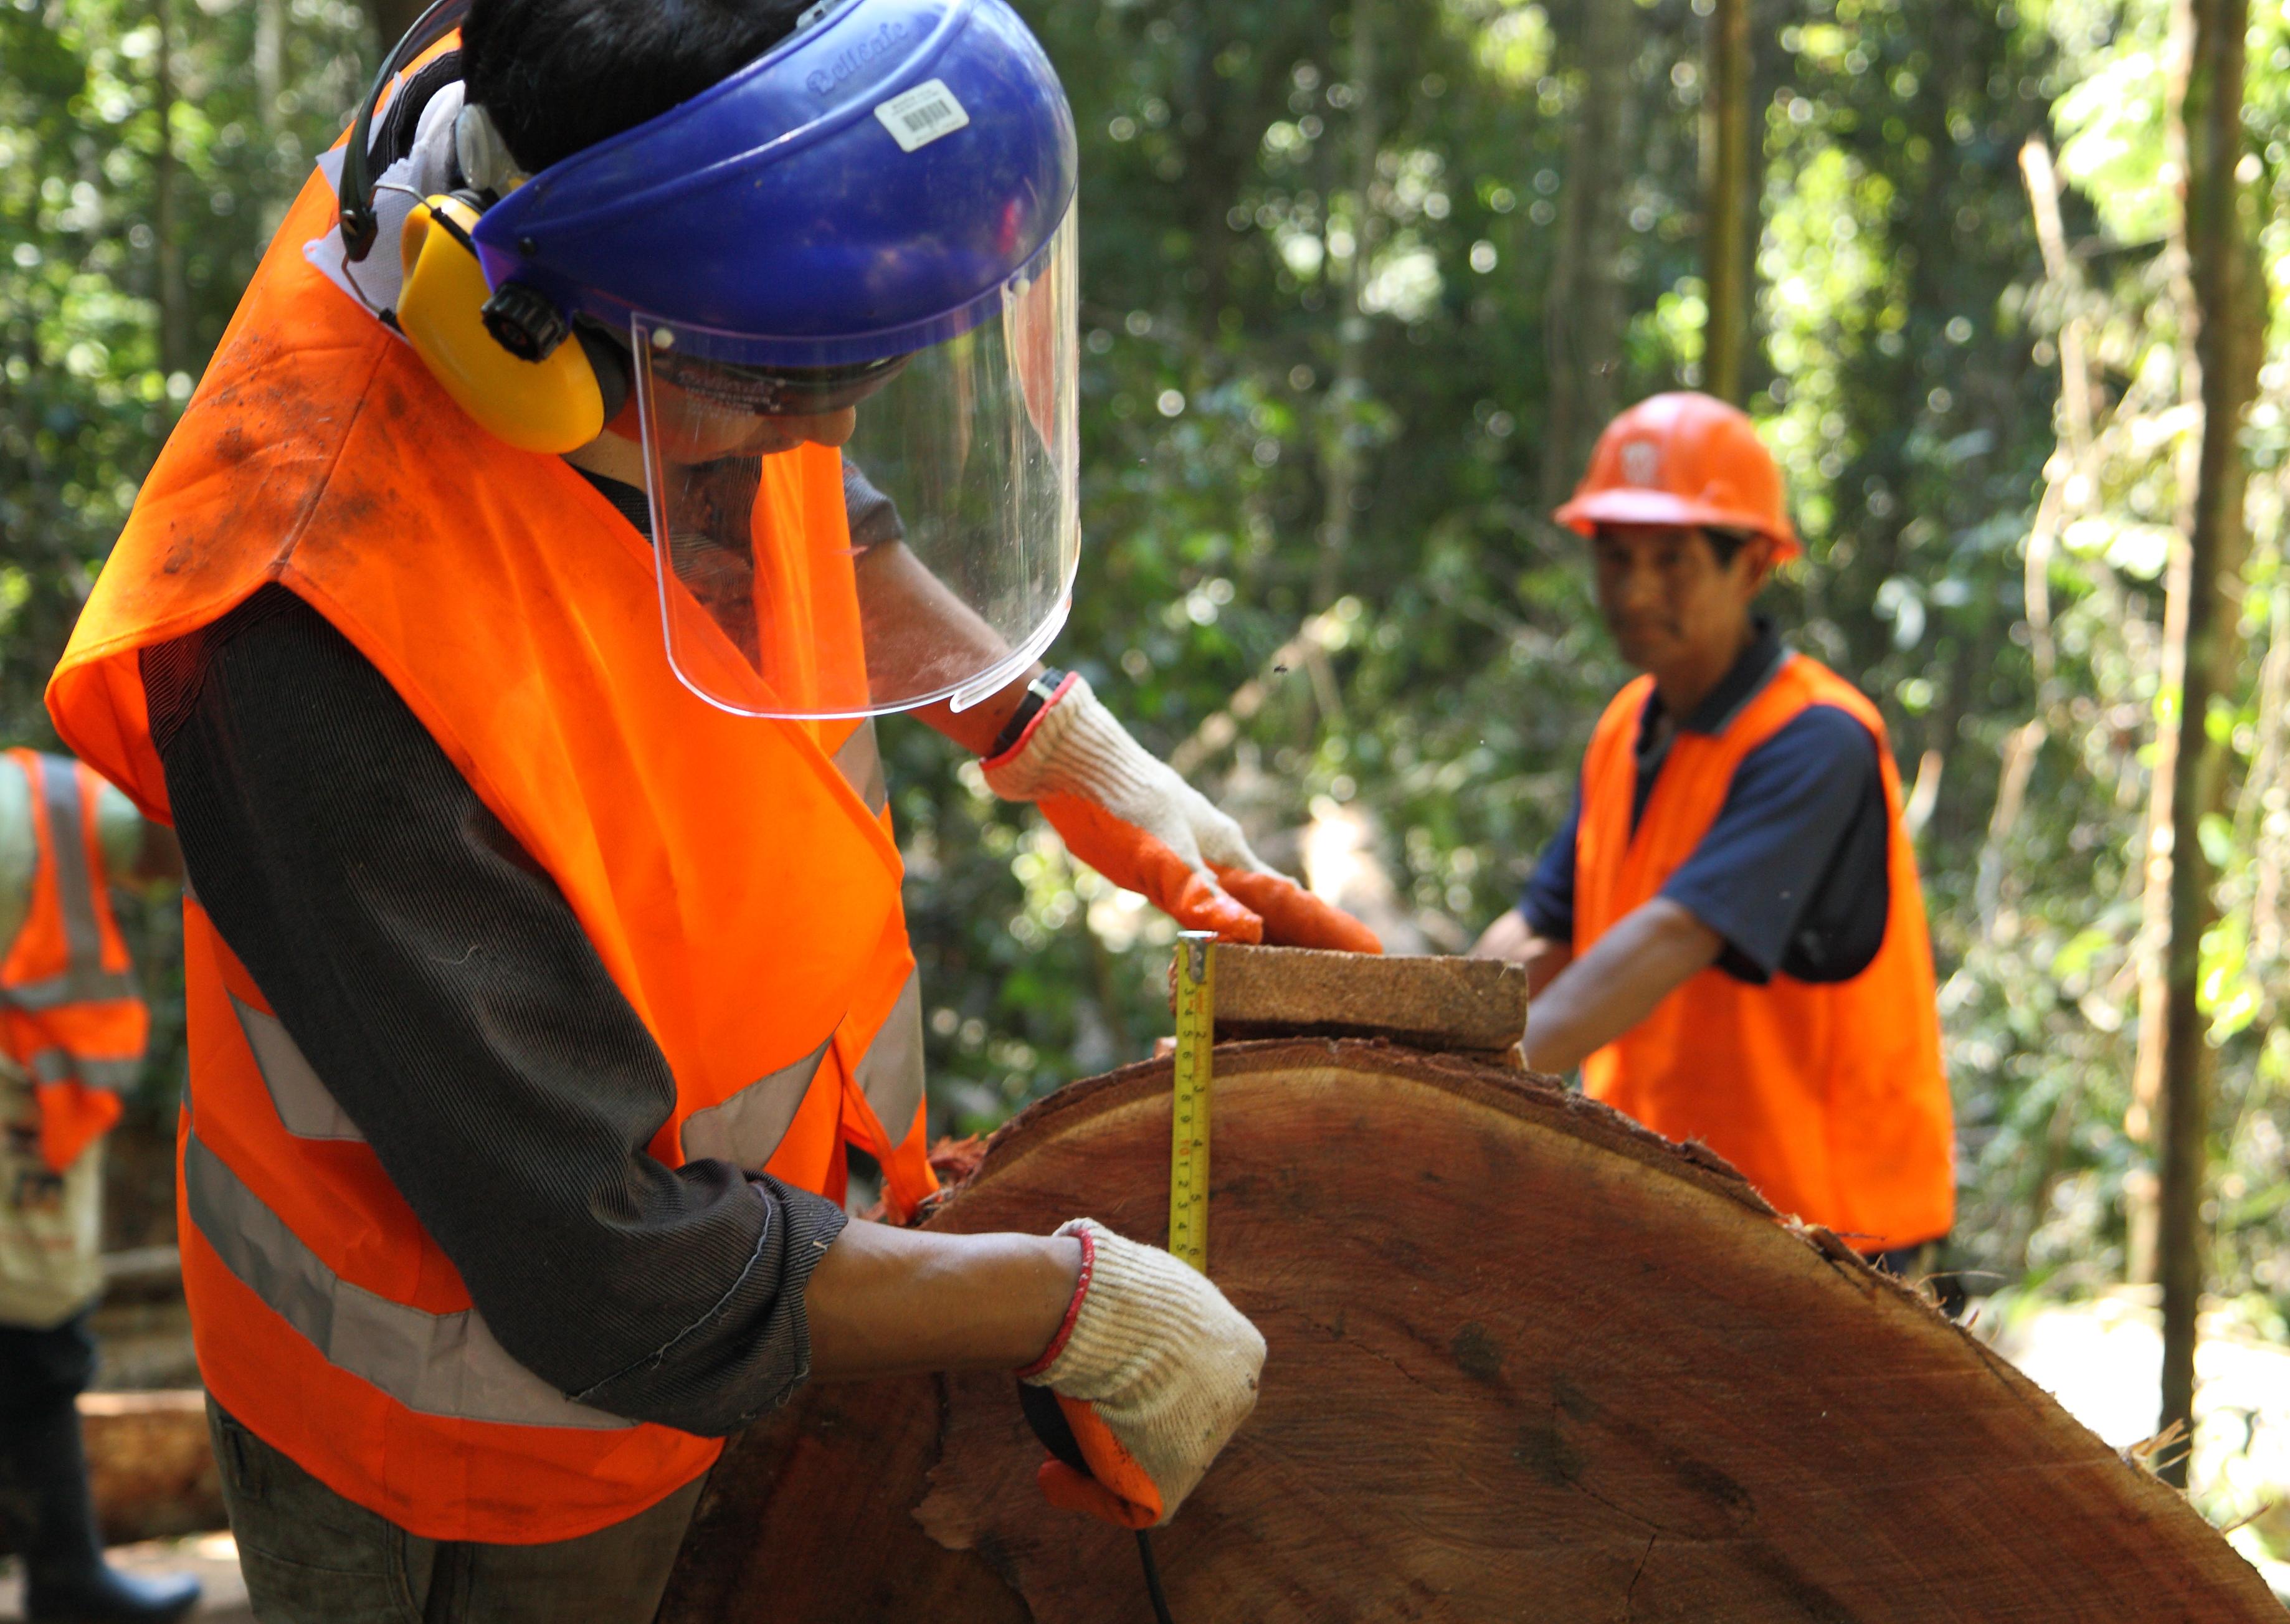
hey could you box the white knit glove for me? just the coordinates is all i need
[983,677,1382,951]
[1020,1219,1266,1526]
[983,675,1273,870]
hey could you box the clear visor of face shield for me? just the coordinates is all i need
[630,214,1079,721]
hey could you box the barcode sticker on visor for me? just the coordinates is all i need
[875,80,971,152]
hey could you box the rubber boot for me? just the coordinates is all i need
[0,1403,201,1623]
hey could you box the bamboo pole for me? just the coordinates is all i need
[1537,0,1633,510]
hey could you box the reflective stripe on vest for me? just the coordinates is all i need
[28,1050,139,1091]
[679,1035,834,1169]
[0,761,135,1014]
[230,995,365,1142]
[854,969,924,1143]
[832,719,889,819]
[182,1130,632,1431]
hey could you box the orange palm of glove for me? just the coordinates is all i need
[1038,794,1382,954]
[1037,1394,1164,1529]
[1212,866,1384,955]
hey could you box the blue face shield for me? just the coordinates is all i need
[348,0,1081,719]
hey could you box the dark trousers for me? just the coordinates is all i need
[0,1311,126,1595]
[0,1313,97,1435]
[207,1399,705,1624]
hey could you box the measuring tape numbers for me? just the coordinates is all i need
[1169,930,1216,1275]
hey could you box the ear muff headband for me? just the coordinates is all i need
[340,0,472,263]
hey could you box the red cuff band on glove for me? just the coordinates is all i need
[1016,1223,1096,1379]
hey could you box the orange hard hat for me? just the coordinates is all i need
[1554,391,1800,560]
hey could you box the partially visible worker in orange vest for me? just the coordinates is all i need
[43,0,1375,1617]
[0,750,202,1622]
[1473,393,1954,1271]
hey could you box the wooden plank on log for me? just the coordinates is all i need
[664,1040,2278,1622]
[1171,943,1527,1055]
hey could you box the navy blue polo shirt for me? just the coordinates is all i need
[1522,623,1892,985]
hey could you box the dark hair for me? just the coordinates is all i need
[1589,523,1762,569]
[1701,526,1756,568]
[462,0,815,173]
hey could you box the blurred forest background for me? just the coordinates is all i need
[7,0,2290,1543]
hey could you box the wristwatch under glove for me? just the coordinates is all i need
[982,673,1382,952]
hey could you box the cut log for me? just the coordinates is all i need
[663,1041,2278,1622]
[1170,943,1527,1059]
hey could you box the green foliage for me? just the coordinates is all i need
[2,0,2287,1401]
[2,0,368,732]
[2,0,369,1110]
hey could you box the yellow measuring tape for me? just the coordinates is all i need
[1169,931,1216,1274]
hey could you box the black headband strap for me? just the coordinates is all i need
[338,0,474,264]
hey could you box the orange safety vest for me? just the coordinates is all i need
[47,164,937,1544]
[0,751,149,1172]
[1572,653,1954,1251]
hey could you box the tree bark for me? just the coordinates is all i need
[2156,0,2261,1489]
[2126,0,2204,1273]
[1538,0,1635,509]
[1700,0,1752,403]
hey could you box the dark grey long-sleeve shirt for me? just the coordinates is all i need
[140,474,869,1436]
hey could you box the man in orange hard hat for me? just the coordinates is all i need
[1473,392,1954,1271]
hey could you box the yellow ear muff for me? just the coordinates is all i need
[397,195,606,455]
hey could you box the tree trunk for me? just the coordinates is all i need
[1700,0,1752,403]
[664,1037,2280,1622]
[255,0,282,123]
[152,0,188,380]
[1538,0,1635,509]
[253,0,286,232]
[2126,0,2204,1276]
[2156,0,2261,1489]
[1313,0,1379,608]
